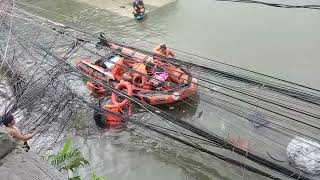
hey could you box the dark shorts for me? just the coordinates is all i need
[134,13,143,17]
[23,142,30,152]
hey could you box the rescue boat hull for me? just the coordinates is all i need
[75,44,198,105]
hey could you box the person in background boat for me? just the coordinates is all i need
[132,0,145,18]
[2,113,40,152]
[153,43,176,58]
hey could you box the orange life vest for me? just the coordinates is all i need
[133,63,147,75]
[104,104,124,125]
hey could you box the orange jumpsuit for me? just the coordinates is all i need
[106,107,123,125]
[132,63,151,88]
[113,58,135,81]
[133,63,147,75]
[153,44,176,58]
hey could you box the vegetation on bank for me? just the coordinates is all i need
[48,138,105,180]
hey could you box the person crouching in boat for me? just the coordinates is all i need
[2,113,40,152]
[153,43,176,59]
[113,58,135,82]
[132,0,145,18]
[132,62,152,89]
[150,65,169,90]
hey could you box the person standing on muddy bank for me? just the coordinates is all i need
[2,113,40,152]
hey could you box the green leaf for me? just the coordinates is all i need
[69,176,82,180]
[92,173,105,180]
[67,160,82,172]
[62,138,72,154]
[49,137,90,175]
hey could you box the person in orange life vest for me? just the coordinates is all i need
[133,63,148,75]
[106,106,123,125]
[153,43,176,58]
[150,65,169,88]
[112,58,134,81]
[132,63,152,88]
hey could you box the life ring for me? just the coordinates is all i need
[87,81,107,98]
[121,72,133,82]
[103,102,132,125]
[132,75,143,87]
[103,104,123,125]
[111,81,133,107]
[132,74,152,90]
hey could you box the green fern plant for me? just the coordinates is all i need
[48,138,90,173]
[48,138,105,180]
[92,173,105,180]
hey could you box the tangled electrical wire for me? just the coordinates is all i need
[216,0,320,10]
[1,1,320,180]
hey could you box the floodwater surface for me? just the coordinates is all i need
[12,0,320,179]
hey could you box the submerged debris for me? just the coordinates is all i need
[287,137,320,175]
